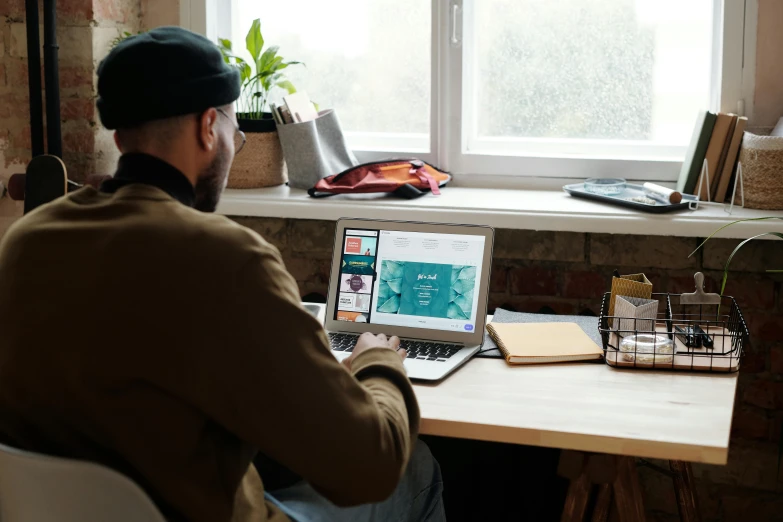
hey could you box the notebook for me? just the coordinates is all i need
[486,322,603,365]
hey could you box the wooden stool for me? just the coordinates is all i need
[559,451,700,522]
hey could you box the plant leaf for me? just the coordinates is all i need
[276,80,296,94]
[690,217,783,258]
[377,294,401,314]
[240,63,252,83]
[219,38,232,51]
[245,19,264,63]
[258,45,280,71]
[720,232,783,295]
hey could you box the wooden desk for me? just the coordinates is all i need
[413,358,738,465]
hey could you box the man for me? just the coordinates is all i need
[0,27,445,522]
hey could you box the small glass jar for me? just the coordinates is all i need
[619,334,674,363]
[584,178,627,196]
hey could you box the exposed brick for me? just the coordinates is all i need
[57,25,94,66]
[563,270,607,299]
[494,229,584,262]
[229,217,287,249]
[741,349,767,374]
[288,220,336,257]
[748,314,783,344]
[0,93,29,119]
[60,97,95,121]
[62,127,95,154]
[94,0,140,24]
[703,237,783,272]
[59,66,94,89]
[668,273,719,295]
[731,407,770,441]
[510,266,557,296]
[59,0,93,24]
[771,344,783,374]
[721,489,783,521]
[591,234,698,269]
[719,274,777,309]
[9,124,31,151]
[692,440,780,491]
[489,265,508,293]
[4,59,28,89]
[0,0,24,18]
[8,23,26,58]
[743,379,783,410]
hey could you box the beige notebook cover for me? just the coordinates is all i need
[486,322,603,365]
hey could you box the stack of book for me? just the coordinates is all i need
[676,111,748,203]
[270,91,319,125]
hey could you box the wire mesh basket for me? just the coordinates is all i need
[598,292,749,372]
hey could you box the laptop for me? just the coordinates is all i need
[325,219,494,381]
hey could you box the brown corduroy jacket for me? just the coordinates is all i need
[0,175,419,522]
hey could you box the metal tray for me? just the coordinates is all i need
[563,183,698,213]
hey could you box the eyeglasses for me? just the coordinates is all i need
[216,108,246,154]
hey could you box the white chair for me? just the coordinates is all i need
[0,442,167,522]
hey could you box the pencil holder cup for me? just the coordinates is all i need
[614,296,659,336]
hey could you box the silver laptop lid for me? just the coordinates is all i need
[325,219,494,346]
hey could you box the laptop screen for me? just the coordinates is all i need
[332,226,486,334]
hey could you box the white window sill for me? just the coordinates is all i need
[216,185,783,240]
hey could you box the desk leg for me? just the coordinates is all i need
[560,472,591,522]
[670,460,700,522]
[591,484,613,522]
[613,457,646,522]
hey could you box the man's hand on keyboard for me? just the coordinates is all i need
[343,333,407,371]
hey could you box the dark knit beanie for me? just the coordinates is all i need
[96,26,241,130]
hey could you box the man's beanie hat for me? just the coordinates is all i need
[97,26,241,129]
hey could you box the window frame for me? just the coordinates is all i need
[183,0,757,184]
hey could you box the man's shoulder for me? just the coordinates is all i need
[3,187,278,260]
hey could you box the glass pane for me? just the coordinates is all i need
[472,0,713,144]
[231,0,430,136]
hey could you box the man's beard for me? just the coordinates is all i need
[194,139,232,212]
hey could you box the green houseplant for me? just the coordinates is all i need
[218,19,303,188]
[690,217,782,295]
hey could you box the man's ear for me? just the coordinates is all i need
[197,108,219,152]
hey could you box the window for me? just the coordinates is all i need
[186,0,755,183]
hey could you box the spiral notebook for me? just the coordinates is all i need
[486,322,603,365]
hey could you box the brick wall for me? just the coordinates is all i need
[232,216,783,522]
[0,0,140,180]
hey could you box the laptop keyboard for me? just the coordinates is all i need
[328,333,462,362]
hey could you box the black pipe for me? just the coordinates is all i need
[24,0,45,157]
[43,0,62,158]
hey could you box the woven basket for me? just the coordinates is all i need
[738,133,783,210]
[227,126,287,189]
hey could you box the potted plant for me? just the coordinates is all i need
[219,19,302,188]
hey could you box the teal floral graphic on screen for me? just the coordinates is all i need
[377,261,476,319]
